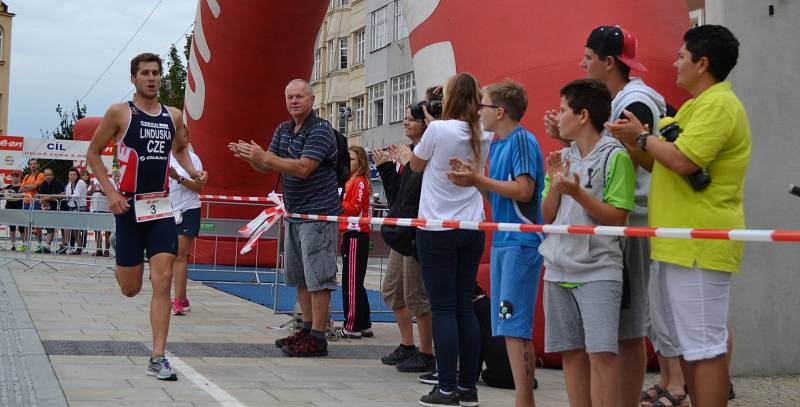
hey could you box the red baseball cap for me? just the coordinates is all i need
[586,25,648,72]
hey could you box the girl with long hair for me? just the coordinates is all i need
[337,146,373,339]
[408,72,491,406]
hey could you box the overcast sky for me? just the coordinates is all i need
[7,0,197,137]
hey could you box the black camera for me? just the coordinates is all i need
[410,100,443,121]
[658,117,711,191]
[789,184,800,198]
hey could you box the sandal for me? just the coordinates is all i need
[641,384,665,403]
[648,390,689,407]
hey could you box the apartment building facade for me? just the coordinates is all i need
[310,0,415,149]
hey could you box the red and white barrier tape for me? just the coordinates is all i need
[238,192,285,254]
[200,195,278,202]
[230,193,800,246]
[286,213,800,243]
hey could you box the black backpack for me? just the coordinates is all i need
[332,128,350,198]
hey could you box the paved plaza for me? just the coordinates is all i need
[1,253,798,406]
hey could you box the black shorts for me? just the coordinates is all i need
[176,208,201,237]
[114,205,178,267]
[9,225,25,233]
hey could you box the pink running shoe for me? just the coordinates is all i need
[180,298,191,312]
[171,298,185,316]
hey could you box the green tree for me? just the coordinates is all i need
[47,100,88,140]
[184,33,193,61]
[34,100,88,179]
[159,43,187,110]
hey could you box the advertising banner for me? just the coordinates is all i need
[0,135,25,185]
[0,136,115,184]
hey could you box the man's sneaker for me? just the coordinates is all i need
[10,246,16,251]
[275,330,308,348]
[180,298,191,312]
[334,327,362,339]
[381,344,418,365]
[55,246,68,255]
[145,355,178,381]
[419,385,459,407]
[397,351,436,373]
[18,245,28,252]
[171,298,185,316]
[458,387,479,407]
[282,335,328,357]
[34,246,50,254]
[418,371,439,385]
[361,328,374,338]
[103,249,110,257]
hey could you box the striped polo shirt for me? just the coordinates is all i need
[268,112,342,217]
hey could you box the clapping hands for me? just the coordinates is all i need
[228,140,267,163]
[388,143,413,165]
[546,151,580,196]
[371,148,392,166]
[446,157,478,187]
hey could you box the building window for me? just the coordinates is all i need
[368,82,386,128]
[313,48,322,80]
[371,6,388,51]
[355,30,366,64]
[390,72,415,123]
[394,1,408,40]
[327,40,336,72]
[354,95,365,131]
[339,37,348,69]
[336,102,348,134]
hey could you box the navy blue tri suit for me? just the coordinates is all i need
[114,101,179,267]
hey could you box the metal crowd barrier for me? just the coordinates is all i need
[0,194,116,272]
[1,194,393,316]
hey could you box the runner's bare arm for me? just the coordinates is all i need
[87,104,129,214]
[170,108,208,183]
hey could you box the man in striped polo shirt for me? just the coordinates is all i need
[230,79,342,357]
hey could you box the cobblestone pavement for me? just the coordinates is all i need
[0,253,798,406]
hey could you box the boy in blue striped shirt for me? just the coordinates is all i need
[448,80,544,407]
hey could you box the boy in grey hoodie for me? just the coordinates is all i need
[539,79,635,407]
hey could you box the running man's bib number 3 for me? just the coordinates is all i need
[134,191,173,223]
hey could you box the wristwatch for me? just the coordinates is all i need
[636,131,651,151]
[178,176,186,184]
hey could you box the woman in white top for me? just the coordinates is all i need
[88,174,114,256]
[65,167,88,254]
[408,73,491,406]
[168,149,205,316]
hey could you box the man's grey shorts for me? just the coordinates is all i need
[619,236,649,341]
[544,280,622,354]
[283,220,338,292]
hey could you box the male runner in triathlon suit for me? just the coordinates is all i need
[86,53,207,381]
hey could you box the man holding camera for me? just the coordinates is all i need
[606,25,751,406]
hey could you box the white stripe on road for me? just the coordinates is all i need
[165,351,247,407]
